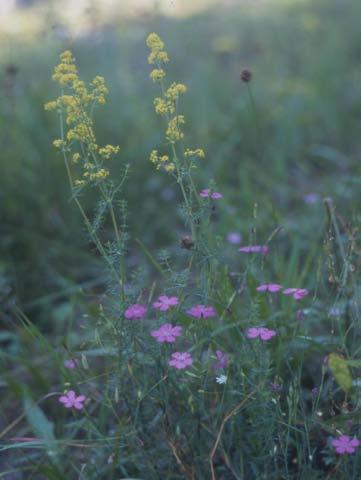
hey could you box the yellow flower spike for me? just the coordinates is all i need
[59,50,75,63]
[46,50,116,186]
[90,76,109,104]
[166,116,185,143]
[146,33,165,52]
[146,33,169,64]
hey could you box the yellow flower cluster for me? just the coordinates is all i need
[184,148,205,158]
[166,116,185,143]
[149,68,166,83]
[45,50,119,185]
[146,33,169,65]
[149,150,175,172]
[154,97,174,116]
[52,50,78,86]
[147,33,205,177]
[99,145,119,159]
[165,82,187,102]
[153,83,187,117]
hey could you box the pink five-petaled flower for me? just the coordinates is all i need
[64,359,78,369]
[256,283,283,293]
[283,288,309,300]
[199,188,223,199]
[124,303,147,320]
[214,350,228,370]
[247,327,277,341]
[331,435,360,455]
[153,295,179,311]
[151,324,182,343]
[59,390,86,410]
[239,245,269,255]
[169,352,193,370]
[187,304,216,319]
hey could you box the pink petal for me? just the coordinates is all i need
[247,328,260,338]
[283,288,297,295]
[168,297,179,305]
[67,390,76,400]
[59,396,69,404]
[268,284,283,292]
[159,304,169,311]
[256,285,269,292]
[211,192,222,199]
[335,446,347,454]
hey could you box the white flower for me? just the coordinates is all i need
[216,375,227,384]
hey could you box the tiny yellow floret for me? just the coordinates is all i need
[150,69,166,82]
[53,139,64,148]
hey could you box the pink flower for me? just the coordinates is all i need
[151,324,182,343]
[283,288,309,300]
[59,390,86,410]
[124,304,147,320]
[153,295,179,311]
[227,232,242,244]
[64,359,78,369]
[169,352,193,370]
[199,188,223,199]
[256,283,283,293]
[239,245,269,255]
[331,435,360,455]
[214,350,228,369]
[246,327,277,341]
[187,304,216,319]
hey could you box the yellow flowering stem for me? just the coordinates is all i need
[81,146,125,301]
[170,142,196,241]
[58,101,120,282]
[158,79,196,241]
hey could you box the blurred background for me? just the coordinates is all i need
[1,0,361,328]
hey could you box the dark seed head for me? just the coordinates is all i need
[180,236,194,250]
[240,69,252,83]
[5,64,18,76]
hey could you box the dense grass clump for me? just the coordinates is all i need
[1,1,361,479]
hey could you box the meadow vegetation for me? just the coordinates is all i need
[1,0,361,478]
